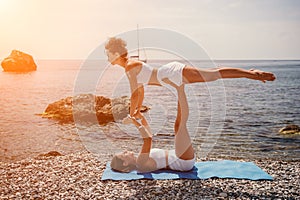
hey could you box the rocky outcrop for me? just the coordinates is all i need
[279,124,300,135]
[1,50,37,72]
[40,94,149,125]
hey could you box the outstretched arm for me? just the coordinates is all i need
[126,70,140,116]
[130,117,156,172]
[123,76,151,132]
[134,86,145,117]
[126,61,146,117]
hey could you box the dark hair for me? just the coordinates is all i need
[105,37,128,58]
[111,155,136,173]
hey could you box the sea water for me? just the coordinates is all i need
[0,60,299,162]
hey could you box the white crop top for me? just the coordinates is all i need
[149,148,195,171]
[149,148,167,169]
[136,62,153,85]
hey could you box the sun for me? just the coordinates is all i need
[0,0,16,18]
[0,0,8,6]
[0,0,12,10]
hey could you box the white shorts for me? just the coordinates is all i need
[157,61,186,87]
[168,149,195,171]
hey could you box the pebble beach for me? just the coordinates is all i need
[1,151,299,199]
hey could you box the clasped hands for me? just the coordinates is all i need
[122,110,152,138]
[122,110,143,125]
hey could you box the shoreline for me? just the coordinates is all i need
[1,151,299,199]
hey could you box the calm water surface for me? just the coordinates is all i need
[0,60,299,162]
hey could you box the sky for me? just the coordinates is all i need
[0,0,300,60]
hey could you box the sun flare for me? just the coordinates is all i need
[0,0,9,6]
[0,0,13,12]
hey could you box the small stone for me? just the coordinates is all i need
[219,192,228,198]
[279,124,300,135]
[39,151,63,157]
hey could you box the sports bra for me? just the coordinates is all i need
[150,148,195,171]
[149,148,167,169]
[136,62,153,85]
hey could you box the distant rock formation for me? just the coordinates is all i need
[40,94,149,125]
[279,124,300,135]
[1,50,37,72]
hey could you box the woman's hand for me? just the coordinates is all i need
[133,109,143,119]
[122,114,152,138]
[138,126,153,139]
[122,115,134,124]
[122,114,141,127]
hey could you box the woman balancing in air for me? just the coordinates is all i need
[105,37,276,172]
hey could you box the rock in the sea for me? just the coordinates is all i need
[279,124,300,135]
[1,50,37,72]
[40,94,149,125]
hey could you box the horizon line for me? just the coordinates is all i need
[1,58,300,62]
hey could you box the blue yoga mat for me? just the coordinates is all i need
[101,160,273,181]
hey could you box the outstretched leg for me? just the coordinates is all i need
[182,66,276,84]
[174,85,194,160]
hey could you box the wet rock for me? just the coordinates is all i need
[1,50,37,72]
[279,124,300,135]
[40,94,149,125]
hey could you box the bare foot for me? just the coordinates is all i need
[250,69,276,83]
